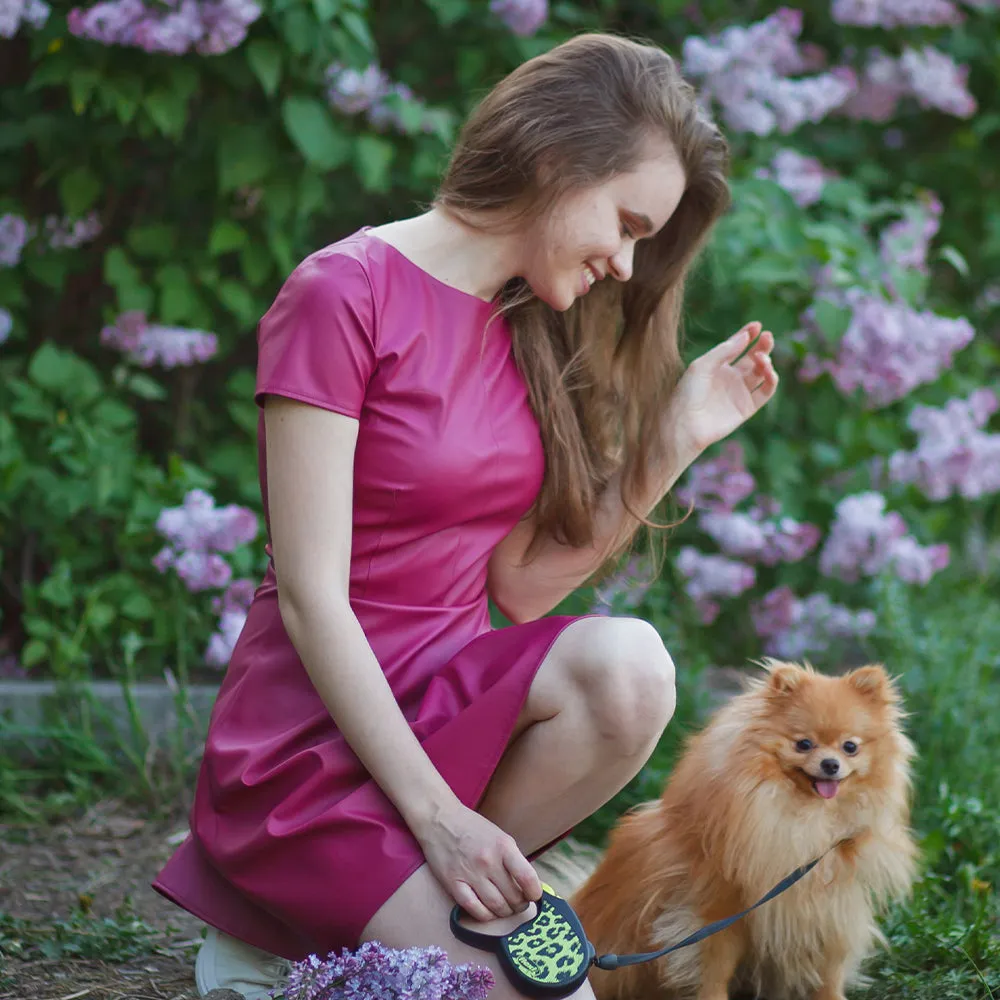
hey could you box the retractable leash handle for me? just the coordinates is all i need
[451,845,843,999]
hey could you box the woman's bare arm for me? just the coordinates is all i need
[264,396,540,919]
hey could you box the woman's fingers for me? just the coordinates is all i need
[453,879,494,923]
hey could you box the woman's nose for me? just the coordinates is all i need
[608,242,635,282]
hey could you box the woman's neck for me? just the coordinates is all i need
[368,208,522,302]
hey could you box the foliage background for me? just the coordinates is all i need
[2,0,999,995]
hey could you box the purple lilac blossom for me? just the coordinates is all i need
[101,311,218,368]
[819,492,949,585]
[675,441,756,513]
[590,556,655,615]
[0,214,30,267]
[698,507,821,565]
[682,8,856,136]
[67,0,260,55]
[889,390,1000,501]
[675,547,756,625]
[0,308,11,344]
[280,940,495,1000]
[831,0,964,27]
[325,63,437,135]
[205,578,256,667]
[154,489,258,594]
[751,586,877,658]
[756,148,835,207]
[489,0,547,36]
[38,212,103,250]
[798,288,975,408]
[0,0,49,36]
[838,46,977,121]
[879,192,942,275]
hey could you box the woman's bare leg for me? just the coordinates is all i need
[362,616,675,998]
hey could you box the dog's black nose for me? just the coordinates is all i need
[820,758,840,776]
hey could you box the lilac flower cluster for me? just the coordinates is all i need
[699,501,821,566]
[590,555,655,615]
[0,214,30,267]
[879,191,941,275]
[889,390,1000,500]
[819,492,949,585]
[153,489,258,592]
[681,8,855,136]
[101,311,218,368]
[799,287,975,407]
[326,63,438,135]
[206,578,255,667]
[675,548,756,625]
[839,46,976,121]
[68,0,261,56]
[751,586,876,658]
[832,0,964,27]
[0,0,50,37]
[280,940,494,1000]
[0,308,12,345]
[38,211,103,250]
[2,210,102,265]
[756,148,836,208]
[489,0,547,36]
[675,442,756,512]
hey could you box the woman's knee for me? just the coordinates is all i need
[564,617,676,755]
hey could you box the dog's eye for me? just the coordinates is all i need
[795,739,813,752]
[842,740,859,755]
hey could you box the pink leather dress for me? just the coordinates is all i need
[151,230,585,960]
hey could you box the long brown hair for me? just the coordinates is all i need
[436,33,730,559]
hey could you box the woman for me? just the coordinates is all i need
[153,31,778,1000]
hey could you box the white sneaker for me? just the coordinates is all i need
[195,925,291,999]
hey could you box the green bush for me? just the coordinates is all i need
[1,0,998,681]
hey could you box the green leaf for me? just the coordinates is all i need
[811,299,852,342]
[280,8,316,55]
[59,166,102,216]
[21,639,48,669]
[218,126,277,192]
[246,39,283,96]
[105,246,154,314]
[938,245,969,278]
[157,264,201,325]
[209,220,248,256]
[217,281,257,326]
[126,372,168,402]
[423,0,468,25]
[240,241,272,286]
[281,96,351,170]
[127,223,178,260]
[144,86,189,138]
[310,0,340,21]
[354,134,395,193]
[93,399,138,428]
[28,343,79,393]
[121,593,155,619]
[339,9,375,52]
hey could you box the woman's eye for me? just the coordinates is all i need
[620,223,634,240]
[843,740,859,756]
[795,739,813,752]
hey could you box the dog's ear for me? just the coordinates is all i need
[765,660,807,694]
[847,664,899,703]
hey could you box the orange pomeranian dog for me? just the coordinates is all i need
[571,660,918,1000]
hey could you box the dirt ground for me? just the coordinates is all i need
[0,799,204,1000]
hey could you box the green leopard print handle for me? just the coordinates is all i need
[449,881,596,997]
[500,884,593,992]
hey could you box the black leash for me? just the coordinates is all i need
[451,839,849,998]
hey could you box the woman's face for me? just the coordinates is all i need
[523,141,687,312]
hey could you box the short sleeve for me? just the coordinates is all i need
[255,250,377,419]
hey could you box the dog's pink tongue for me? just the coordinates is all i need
[815,780,840,799]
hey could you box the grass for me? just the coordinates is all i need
[0,577,997,998]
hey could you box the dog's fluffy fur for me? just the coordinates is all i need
[571,661,918,1000]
